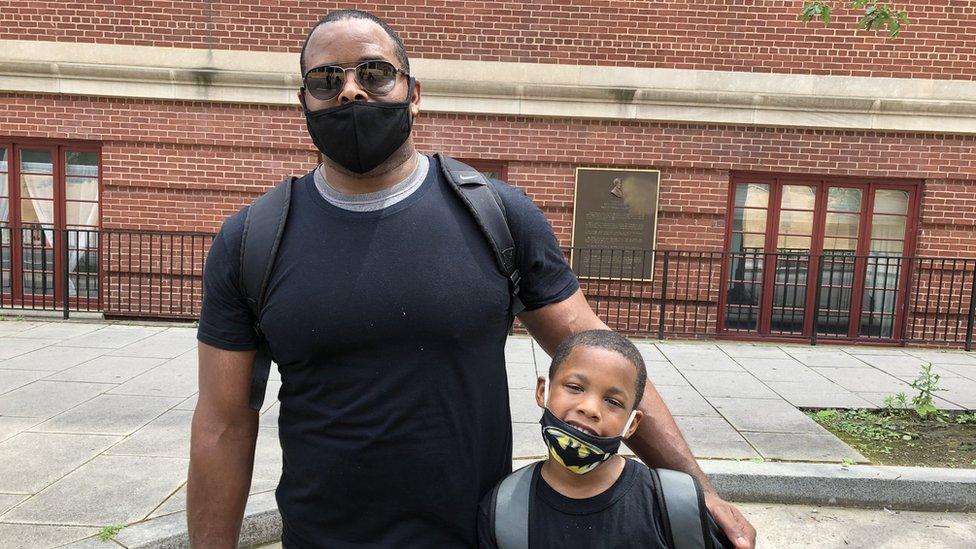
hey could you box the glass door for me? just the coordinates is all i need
[18,147,57,304]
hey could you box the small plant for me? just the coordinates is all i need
[841,457,856,466]
[98,524,125,541]
[749,457,765,464]
[955,413,976,425]
[909,363,945,420]
[883,392,908,410]
[801,1,910,38]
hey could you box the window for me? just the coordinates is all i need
[0,141,101,302]
[723,174,918,340]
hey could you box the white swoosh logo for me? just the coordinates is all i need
[458,174,481,181]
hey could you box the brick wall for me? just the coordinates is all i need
[2,1,974,80]
[3,93,975,251]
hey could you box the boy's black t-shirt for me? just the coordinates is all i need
[197,156,579,548]
[477,459,732,549]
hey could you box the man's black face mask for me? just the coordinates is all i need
[302,78,414,175]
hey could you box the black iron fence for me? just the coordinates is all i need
[1,225,213,320]
[4,224,976,349]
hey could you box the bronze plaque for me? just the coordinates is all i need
[571,168,660,280]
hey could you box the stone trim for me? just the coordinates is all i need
[2,40,975,134]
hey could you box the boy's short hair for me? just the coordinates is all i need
[548,330,648,410]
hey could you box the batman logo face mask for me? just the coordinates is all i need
[539,378,637,475]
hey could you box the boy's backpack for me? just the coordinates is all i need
[489,462,717,549]
[238,154,525,410]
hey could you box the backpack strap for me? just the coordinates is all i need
[653,468,713,549]
[435,153,525,316]
[492,462,537,549]
[239,176,296,411]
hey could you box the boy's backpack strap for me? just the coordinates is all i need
[492,462,537,549]
[435,153,525,316]
[239,176,296,411]
[653,468,713,549]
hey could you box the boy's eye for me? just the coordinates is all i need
[565,384,583,393]
[606,398,624,408]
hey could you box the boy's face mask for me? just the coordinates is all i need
[539,378,637,475]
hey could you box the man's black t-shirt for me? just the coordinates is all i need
[197,156,579,548]
[477,459,731,549]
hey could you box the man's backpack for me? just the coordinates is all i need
[238,154,525,410]
[488,462,717,549]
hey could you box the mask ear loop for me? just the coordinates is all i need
[620,410,638,438]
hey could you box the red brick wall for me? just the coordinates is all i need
[2,1,974,80]
[3,93,975,254]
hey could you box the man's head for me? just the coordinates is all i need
[536,330,647,439]
[298,10,421,176]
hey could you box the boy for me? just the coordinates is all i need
[478,330,732,548]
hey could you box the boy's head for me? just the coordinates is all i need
[536,330,647,440]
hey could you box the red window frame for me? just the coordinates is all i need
[0,139,103,307]
[718,172,921,342]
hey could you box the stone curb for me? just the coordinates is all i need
[698,459,976,512]
[61,460,975,548]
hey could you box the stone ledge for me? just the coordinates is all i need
[2,40,975,134]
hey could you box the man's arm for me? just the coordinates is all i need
[187,342,260,548]
[517,289,756,548]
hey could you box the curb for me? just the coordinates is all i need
[65,461,976,548]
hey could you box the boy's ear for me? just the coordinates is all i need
[535,375,546,408]
[624,410,644,439]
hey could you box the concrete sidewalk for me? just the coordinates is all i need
[0,318,974,547]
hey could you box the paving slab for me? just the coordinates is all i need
[504,337,534,364]
[508,388,541,423]
[506,361,538,390]
[104,409,193,458]
[58,325,165,349]
[0,380,113,418]
[856,391,964,410]
[812,367,912,394]
[936,362,976,381]
[934,377,976,410]
[673,416,760,459]
[32,394,183,435]
[0,337,50,360]
[659,348,744,371]
[0,416,44,443]
[14,322,104,340]
[764,381,875,409]
[902,349,976,365]
[633,341,666,362]
[657,384,720,417]
[718,343,792,359]
[45,355,167,384]
[741,432,867,462]
[0,320,43,334]
[260,402,279,428]
[855,354,962,378]
[107,361,199,398]
[251,428,283,495]
[1,454,188,526]
[0,368,48,395]
[512,421,546,459]
[0,523,97,549]
[147,484,187,520]
[681,370,781,399]
[106,327,198,359]
[0,494,27,515]
[709,397,830,434]
[782,348,869,368]
[644,361,689,386]
[733,358,828,383]
[0,346,107,373]
[0,432,120,493]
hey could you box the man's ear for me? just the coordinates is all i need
[535,375,546,409]
[624,410,643,439]
[409,78,421,117]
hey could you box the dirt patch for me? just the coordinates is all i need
[805,408,976,468]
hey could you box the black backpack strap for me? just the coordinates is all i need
[435,153,525,316]
[240,176,296,411]
[653,468,713,549]
[492,462,537,549]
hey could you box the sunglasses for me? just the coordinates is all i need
[303,60,408,101]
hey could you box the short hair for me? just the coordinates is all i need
[548,330,648,410]
[300,10,410,76]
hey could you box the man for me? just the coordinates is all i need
[187,9,756,549]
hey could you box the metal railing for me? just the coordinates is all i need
[4,225,976,349]
[1,225,213,320]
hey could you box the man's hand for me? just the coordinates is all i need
[704,492,756,549]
